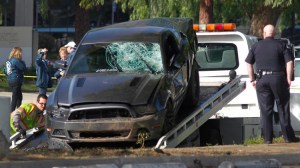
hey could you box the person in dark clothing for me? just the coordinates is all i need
[245,24,299,144]
[35,48,51,95]
[4,47,27,112]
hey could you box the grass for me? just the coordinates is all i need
[0,75,57,93]
[0,64,58,93]
[244,135,285,145]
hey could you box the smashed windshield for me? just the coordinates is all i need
[67,42,163,75]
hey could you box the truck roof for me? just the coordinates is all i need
[83,18,197,51]
[196,31,257,46]
[102,17,194,37]
[82,26,173,44]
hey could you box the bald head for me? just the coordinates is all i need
[263,24,275,39]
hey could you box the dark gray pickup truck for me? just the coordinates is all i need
[46,18,200,148]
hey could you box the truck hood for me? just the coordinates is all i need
[55,73,162,106]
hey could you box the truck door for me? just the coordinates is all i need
[289,50,300,132]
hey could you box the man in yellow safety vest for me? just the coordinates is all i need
[10,94,48,138]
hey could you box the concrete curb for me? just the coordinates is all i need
[1,154,300,168]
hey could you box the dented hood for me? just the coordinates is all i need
[56,73,162,106]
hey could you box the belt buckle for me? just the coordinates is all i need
[262,71,272,75]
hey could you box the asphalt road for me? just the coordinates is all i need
[1,152,300,168]
[0,92,39,104]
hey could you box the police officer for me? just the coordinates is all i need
[245,24,299,144]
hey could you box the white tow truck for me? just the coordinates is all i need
[155,23,249,149]
[155,23,300,149]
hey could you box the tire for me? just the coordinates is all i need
[162,101,175,135]
[183,61,200,107]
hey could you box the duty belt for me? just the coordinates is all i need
[261,71,285,76]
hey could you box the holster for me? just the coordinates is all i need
[255,70,262,81]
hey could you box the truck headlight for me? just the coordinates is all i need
[133,105,157,116]
[49,106,70,120]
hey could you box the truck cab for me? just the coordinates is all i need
[194,23,261,145]
[196,26,259,118]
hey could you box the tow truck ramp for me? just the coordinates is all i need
[155,76,246,149]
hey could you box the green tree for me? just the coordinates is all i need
[223,0,295,37]
[115,0,199,22]
[64,0,300,39]
[39,0,49,19]
[212,0,296,37]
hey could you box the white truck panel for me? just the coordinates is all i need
[198,31,260,120]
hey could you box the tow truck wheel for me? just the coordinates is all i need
[183,61,200,107]
[162,101,175,135]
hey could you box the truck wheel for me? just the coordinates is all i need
[183,61,200,107]
[48,138,74,151]
[162,101,175,135]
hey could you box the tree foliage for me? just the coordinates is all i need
[212,0,298,36]
[39,0,49,19]
[116,0,199,22]
[264,0,293,8]
[79,0,104,9]
[38,0,300,40]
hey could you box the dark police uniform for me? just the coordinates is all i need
[245,37,296,143]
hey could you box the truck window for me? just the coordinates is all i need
[195,43,238,71]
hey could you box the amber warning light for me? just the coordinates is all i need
[193,23,236,32]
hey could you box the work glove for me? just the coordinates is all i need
[13,122,26,139]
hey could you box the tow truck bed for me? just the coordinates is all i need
[155,75,246,149]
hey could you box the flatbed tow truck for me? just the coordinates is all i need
[155,75,246,149]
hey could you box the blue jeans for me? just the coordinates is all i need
[8,80,23,112]
[38,87,47,95]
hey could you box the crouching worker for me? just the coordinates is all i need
[10,94,48,138]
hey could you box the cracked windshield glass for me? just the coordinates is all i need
[67,42,163,75]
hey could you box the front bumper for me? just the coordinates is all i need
[47,113,164,143]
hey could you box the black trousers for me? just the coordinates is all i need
[8,80,23,112]
[256,74,296,142]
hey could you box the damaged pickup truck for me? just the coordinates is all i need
[46,18,200,147]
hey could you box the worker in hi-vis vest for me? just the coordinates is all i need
[10,94,48,138]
